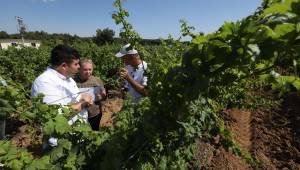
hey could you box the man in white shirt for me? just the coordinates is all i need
[115,43,148,102]
[31,44,92,147]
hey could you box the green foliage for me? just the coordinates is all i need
[0,79,27,119]
[93,28,115,46]
[180,20,196,38]
[1,0,300,169]
[0,31,9,39]
[0,98,13,119]
[260,71,300,95]
[142,0,300,167]
[0,47,50,88]
[112,0,141,46]
[0,141,52,169]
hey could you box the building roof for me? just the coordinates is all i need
[0,39,40,43]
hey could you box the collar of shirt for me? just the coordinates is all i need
[47,67,69,80]
[135,63,143,71]
[130,61,147,71]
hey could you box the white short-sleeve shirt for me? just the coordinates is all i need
[32,67,88,123]
[125,61,148,102]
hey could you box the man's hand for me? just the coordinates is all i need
[100,90,106,98]
[95,90,106,102]
[70,93,92,111]
[119,68,129,80]
[80,93,93,106]
[119,68,148,97]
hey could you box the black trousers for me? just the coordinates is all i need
[88,113,102,131]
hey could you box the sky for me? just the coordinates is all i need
[0,0,262,39]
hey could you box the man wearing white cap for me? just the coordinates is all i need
[115,43,148,102]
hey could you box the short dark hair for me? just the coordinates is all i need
[50,44,80,67]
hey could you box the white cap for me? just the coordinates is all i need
[115,43,138,58]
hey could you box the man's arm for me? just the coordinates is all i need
[32,80,92,109]
[119,68,148,96]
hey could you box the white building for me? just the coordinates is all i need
[0,39,41,50]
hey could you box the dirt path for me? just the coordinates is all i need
[251,93,300,169]
[204,92,300,170]
[226,109,252,151]
[208,109,252,170]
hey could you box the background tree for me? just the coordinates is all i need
[0,31,9,39]
[93,28,115,46]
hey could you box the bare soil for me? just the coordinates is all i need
[198,92,300,170]
[100,97,123,128]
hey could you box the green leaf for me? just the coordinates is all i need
[54,115,70,135]
[271,75,300,95]
[256,63,266,70]
[43,120,55,136]
[19,151,33,164]
[6,160,23,170]
[218,22,235,39]
[244,20,258,34]
[61,107,70,115]
[50,146,64,162]
[75,152,86,167]
[4,146,18,161]
[26,156,50,170]
[157,156,167,170]
[22,111,36,120]
[0,98,11,107]
[113,1,120,8]
[191,58,201,67]
[58,139,72,150]
[263,0,295,15]
[296,23,300,32]
[272,23,295,38]
[256,25,276,40]
[192,35,207,49]
[38,104,49,112]
[121,9,129,17]
[0,147,6,156]
[293,59,297,67]
[64,152,77,170]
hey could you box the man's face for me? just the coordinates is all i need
[122,54,132,66]
[66,59,80,77]
[79,62,93,81]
